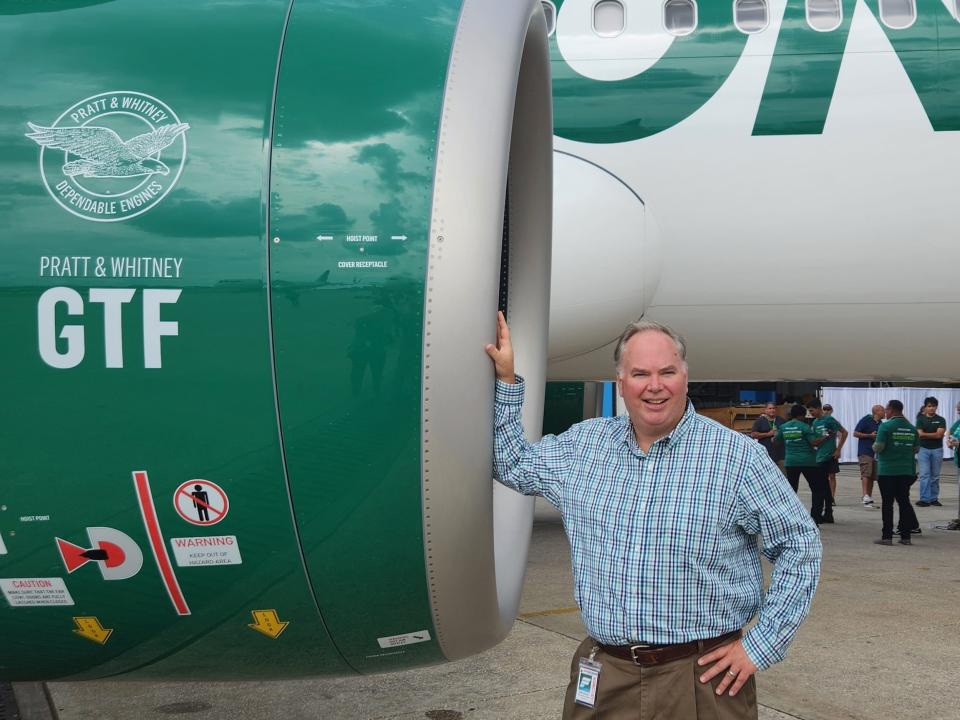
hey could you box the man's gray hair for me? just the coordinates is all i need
[613,319,688,373]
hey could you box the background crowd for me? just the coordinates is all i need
[750,396,960,542]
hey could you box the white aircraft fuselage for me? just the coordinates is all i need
[546,0,960,382]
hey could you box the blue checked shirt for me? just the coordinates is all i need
[494,378,821,670]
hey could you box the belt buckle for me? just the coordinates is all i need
[629,643,653,664]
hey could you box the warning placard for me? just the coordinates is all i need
[377,629,432,649]
[1,578,74,607]
[170,535,242,567]
[173,480,229,526]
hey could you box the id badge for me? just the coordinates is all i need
[574,657,602,708]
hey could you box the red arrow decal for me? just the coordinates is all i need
[97,540,126,568]
[56,537,92,573]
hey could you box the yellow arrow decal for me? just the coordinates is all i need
[72,616,113,645]
[247,609,289,639]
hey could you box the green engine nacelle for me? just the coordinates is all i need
[0,0,552,680]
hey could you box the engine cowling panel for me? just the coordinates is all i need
[0,0,552,680]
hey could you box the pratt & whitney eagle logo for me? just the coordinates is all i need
[26,91,189,222]
[26,122,188,178]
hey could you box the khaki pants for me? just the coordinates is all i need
[562,636,758,720]
[858,455,877,485]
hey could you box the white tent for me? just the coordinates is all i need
[820,387,960,464]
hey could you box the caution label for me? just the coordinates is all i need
[1,578,74,607]
[377,629,432,649]
[170,535,242,567]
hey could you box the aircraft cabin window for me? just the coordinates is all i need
[734,0,769,33]
[541,1,557,36]
[806,0,842,31]
[593,0,626,37]
[664,0,697,36]
[879,0,916,28]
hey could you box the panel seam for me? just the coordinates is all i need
[553,149,645,206]
[264,0,355,671]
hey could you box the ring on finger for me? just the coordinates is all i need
[726,670,737,677]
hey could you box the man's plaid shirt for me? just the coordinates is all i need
[494,378,821,670]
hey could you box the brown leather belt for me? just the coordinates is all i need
[597,629,741,666]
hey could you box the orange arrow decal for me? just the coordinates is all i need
[247,609,289,639]
[72,616,113,645]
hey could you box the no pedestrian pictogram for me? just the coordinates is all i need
[173,480,229,527]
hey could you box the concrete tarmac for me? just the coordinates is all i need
[42,465,960,720]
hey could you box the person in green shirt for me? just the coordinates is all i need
[873,399,920,545]
[775,405,830,524]
[915,396,946,506]
[806,399,847,511]
[946,401,960,531]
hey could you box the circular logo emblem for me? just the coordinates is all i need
[26,91,189,222]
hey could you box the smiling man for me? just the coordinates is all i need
[486,314,821,720]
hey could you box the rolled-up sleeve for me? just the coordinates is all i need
[734,447,822,670]
[493,377,576,508]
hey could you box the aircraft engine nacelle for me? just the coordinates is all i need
[0,0,552,680]
[545,151,663,380]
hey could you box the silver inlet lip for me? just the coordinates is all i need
[420,0,553,661]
